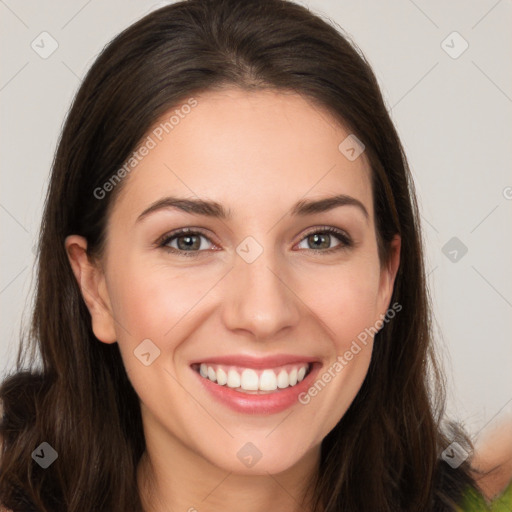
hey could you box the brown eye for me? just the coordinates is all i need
[157,226,352,258]
[174,233,203,251]
[157,228,215,257]
[296,227,352,253]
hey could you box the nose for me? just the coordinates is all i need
[221,246,301,340]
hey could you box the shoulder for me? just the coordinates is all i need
[470,415,512,501]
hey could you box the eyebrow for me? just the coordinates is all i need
[136,193,369,223]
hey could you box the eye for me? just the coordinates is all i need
[157,228,216,257]
[156,226,352,258]
[296,226,352,254]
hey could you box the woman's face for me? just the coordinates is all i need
[67,87,400,475]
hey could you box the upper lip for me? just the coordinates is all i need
[190,354,321,369]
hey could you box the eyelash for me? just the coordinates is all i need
[155,226,353,258]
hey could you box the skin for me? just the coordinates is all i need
[471,416,512,501]
[65,87,401,512]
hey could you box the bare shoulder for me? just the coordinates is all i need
[471,415,512,500]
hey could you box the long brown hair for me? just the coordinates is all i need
[0,0,479,510]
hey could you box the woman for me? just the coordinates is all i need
[1,0,509,510]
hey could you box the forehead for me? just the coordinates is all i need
[111,87,373,226]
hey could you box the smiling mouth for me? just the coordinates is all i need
[191,362,313,394]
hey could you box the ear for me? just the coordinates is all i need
[376,234,401,317]
[64,235,117,344]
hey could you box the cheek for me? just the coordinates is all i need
[294,257,382,437]
[107,262,203,421]
[108,257,213,340]
[106,259,226,397]
[296,254,382,349]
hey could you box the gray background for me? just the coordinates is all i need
[1,0,511,440]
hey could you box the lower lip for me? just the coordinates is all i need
[191,363,321,415]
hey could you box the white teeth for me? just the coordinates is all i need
[259,369,277,391]
[196,363,311,392]
[216,367,227,386]
[240,369,259,390]
[276,369,289,389]
[207,366,217,382]
[227,369,240,388]
[227,368,240,388]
